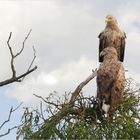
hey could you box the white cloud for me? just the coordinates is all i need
[40,74,57,86]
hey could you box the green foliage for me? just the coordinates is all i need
[17,79,140,139]
[17,108,41,140]
[58,87,140,139]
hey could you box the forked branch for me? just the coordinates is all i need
[0,29,37,87]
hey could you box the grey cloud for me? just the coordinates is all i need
[0,0,140,100]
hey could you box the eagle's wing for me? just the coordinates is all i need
[120,32,126,62]
[98,32,106,62]
[111,63,125,109]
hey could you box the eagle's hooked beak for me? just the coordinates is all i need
[100,51,105,57]
[105,17,111,24]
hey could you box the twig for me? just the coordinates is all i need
[0,126,19,137]
[15,29,32,57]
[28,46,36,71]
[21,46,36,81]
[0,103,23,137]
[33,94,61,109]
[0,102,22,129]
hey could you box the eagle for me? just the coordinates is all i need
[98,15,126,62]
[96,47,125,115]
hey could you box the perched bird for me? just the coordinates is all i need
[98,15,126,62]
[96,47,125,115]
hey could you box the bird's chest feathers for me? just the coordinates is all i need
[99,62,119,79]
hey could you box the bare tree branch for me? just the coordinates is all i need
[0,29,37,87]
[33,94,61,109]
[70,68,97,103]
[28,46,36,72]
[7,32,16,78]
[0,103,22,130]
[15,29,32,58]
[21,46,36,81]
[0,107,13,130]
[0,103,23,137]
[0,66,37,87]
[0,126,19,137]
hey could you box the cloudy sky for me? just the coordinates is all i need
[0,0,140,139]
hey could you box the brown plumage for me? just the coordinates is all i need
[97,47,125,115]
[98,15,126,62]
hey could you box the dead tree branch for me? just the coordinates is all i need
[70,69,97,103]
[0,29,37,87]
[0,126,19,137]
[0,103,23,137]
[21,46,36,81]
[0,66,37,87]
[33,94,61,109]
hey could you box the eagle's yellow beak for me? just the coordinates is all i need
[100,51,105,57]
[105,17,111,24]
